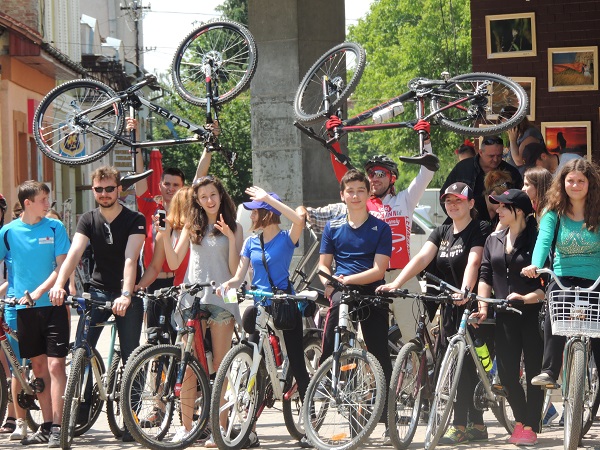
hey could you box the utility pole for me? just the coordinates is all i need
[120,0,150,76]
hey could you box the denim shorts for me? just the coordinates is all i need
[176,303,234,328]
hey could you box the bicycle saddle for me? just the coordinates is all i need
[399,153,440,172]
[120,170,154,191]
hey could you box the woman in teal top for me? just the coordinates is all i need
[522,158,600,387]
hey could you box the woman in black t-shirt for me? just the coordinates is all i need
[379,182,489,444]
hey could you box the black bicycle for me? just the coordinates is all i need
[32,20,257,168]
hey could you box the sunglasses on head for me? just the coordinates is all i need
[483,137,503,146]
[192,175,215,187]
[367,169,390,179]
[93,186,118,193]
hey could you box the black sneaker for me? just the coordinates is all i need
[122,427,135,443]
[243,431,260,448]
[21,428,50,445]
[299,436,313,448]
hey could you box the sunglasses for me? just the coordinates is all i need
[483,137,503,146]
[93,186,118,193]
[103,222,113,245]
[192,175,215,187]
[367,169,390,179]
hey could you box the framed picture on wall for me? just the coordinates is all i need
[548,46,598,92]
[487,77,536,121]
[485,13,536,59]
[541,121,592,160]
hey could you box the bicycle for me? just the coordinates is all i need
[210,286,319,449]
[293,42,528,171]
[421,272,521,450]
[536,267,600,450]
[301,271,390,450]
[119,282,216,449]
[379,288,449,449]
[32,20,257,169]
[60,293,126,448]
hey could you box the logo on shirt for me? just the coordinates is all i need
[39,237,54,245]
[138,225,144,230]
[372,226,378,231]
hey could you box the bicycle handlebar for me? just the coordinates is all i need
[317,270,392,305]
[243,289,319,302]
[534,268,600,291]
[379,288,454,304]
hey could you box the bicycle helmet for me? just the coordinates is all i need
[364,155,399,178]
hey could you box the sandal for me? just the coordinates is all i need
[0,417,16,433]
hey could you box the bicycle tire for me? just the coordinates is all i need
[564,341,585,450]
[303,348,386,450]
[33,79,125,165]
[72,347,105,436]
[171,20,258,106]
[581,357,599,436]
[61,348,87,449]
[387,342,423,449]
[294,42,366,125]
[106,350,124,438]
[430,72,528,136]
[282,336,323,441]
[489,368,517,434]
[0,361,7,430]
[121,344,210,449]
[210,343,266,450]
[424,338,465,450]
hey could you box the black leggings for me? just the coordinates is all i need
[496,307,544,432]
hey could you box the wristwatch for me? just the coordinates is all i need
[121,290,132,298]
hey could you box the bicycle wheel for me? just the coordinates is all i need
[210,343,266,450]
[282,336,323,441]
[424,338,465,450]
[581,355,599,436]
[387,342,423,450]
[564,341,586,450]
[0,361,7,429]
[33,79,124,165]
[430,72,527,136]
[294,42,366,125]
[106,350,124,438]
[72,347,105,436]
[303,348,386,450]
[121,344,210,449]
[171,20,257,106]
[61,348,87,449]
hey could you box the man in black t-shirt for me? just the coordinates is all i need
[50,166,145,442]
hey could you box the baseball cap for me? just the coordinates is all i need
[522,143,548,167]
[489,189,534,215]
[440,182,473,201]
[243,192,282,216]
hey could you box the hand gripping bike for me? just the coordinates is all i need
[293,42,527,173]
[32,20,257,171]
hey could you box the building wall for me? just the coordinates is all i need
[471,0,600,159]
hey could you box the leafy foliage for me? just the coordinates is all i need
[346,0,473,188]
[215,0,248,25]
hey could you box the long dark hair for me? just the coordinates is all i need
[523,166,552,218]
[188,176,237,245]
[545,158,600,232]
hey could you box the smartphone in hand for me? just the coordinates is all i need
[157,209,166,230]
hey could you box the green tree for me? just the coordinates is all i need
[215,0,248,24]
[346,0,472,188]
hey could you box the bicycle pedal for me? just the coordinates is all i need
[491,383,508,397]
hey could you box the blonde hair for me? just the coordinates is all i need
[167,186,192,231]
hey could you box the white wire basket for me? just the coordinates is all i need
[548,289,600,338]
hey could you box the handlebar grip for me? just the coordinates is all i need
[423,271,444,286]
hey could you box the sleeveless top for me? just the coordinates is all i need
[182,224,241,325]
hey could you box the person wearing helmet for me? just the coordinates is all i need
[297,120,436,344]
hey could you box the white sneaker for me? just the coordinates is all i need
[171,427,189,442]
[10,418,27,441]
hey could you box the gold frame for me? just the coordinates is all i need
[548,46,598,92]
[485,13,537,59]
[487,76,536,121]
[541,121,592,161]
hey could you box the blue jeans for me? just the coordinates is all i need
[86,287,144,365]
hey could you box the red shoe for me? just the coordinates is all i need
[508,423,523,445]
[513,427,537,446]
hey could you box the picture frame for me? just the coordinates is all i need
[541,121,592,161]
[548,46,598,92]
[485,13,536,59]
[487,76,536,122]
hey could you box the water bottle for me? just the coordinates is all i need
[474,338,492,372]
[269,334,283,366]
[205,350,215,375]
[372,102,404,124]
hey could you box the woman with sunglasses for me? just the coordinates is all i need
[474,189,544,445]
[220,186,310,447]
[378,182,491,444]
[159,176,243,445]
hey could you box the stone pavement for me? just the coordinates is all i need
[0,311,597,449]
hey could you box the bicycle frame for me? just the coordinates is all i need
[0,305,34,398]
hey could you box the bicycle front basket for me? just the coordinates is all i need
[548,289,600,338]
